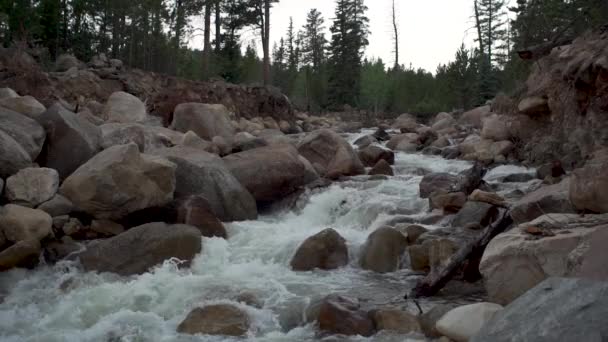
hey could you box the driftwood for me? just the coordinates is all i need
[518,37,573,61]
[409,210,513,298]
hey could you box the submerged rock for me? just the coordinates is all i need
[177,304,250,336]
[290,228,348,271]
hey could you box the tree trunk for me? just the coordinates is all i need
[474,0,484,54]
[392,0,399,69]
[215,0,221,52]
[202,1,212,79]
[262,0,271,85]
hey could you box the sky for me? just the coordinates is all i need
[192,0,485,73]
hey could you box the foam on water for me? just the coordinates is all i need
[0,143,476,342]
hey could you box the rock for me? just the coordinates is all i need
[432,117,456,132]
[518,96,550,115]
[37,104,102,179]
[358,145,394,167]
[0,240,41,271]
[103,92,147,123]
[426,238,459,273]
[0,107,46,160]
[502,173,535,183]
[5,167,59,207]
[79,222,201,276]
[60,144,176,220]
[360,227,408,273]
[353,135,377,148]
[372,127,390,141]
[61,217,84,236]
[0,87,18,100]
[442,146,461,159]
[368,159,394,176]
[481,114,510,141]
[452,201,499,228]
[175,196,227,238]
[180,131,218,154]
[43,236,81,263]
[290,228,348,271]
[371,309,421,334]
[297,129,365,179]
[171,103,235,140]
[0,96,46,118]
[153,146,256,221]
[570,157,608,213]
[100,123,183,153]
[471,278,608,342]
[177,304,249,336]
[480,214,608,305]
[397,224,428,244]
[408,244,430,271]
[459,105,491,128]
[0,205,52,243]
[393,113,418,132]
[317,294,375,337]
[0,178,3,195]
[436,303,503,342]
[430,192,467,212]
[55,54,80,72]
[231,132,267,152]
[90,220,125,237]
[0,131,31,178]
[224,144,318,203]
[419,304,457,338]
[469,189,506,207]
[510,179,575,224]
[37,194,74,217]
[419,173,459,199]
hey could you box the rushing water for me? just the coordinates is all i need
[0,132,529,342]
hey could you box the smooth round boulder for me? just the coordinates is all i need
[171,103,235,140]
[175,196,227,238]
[103,91,147,123]
[360,227,408,273]
[0,87,18,100]
[0,204,52,243]
[5,167,59,207]
[0,130,31,178]
[297,129,365,179]
[436,303,503,342]
[290,228,348,271]
[177,304,250,336]
[0,240,41,271]
[358,145,395,167]
[0,107,46,160]
[371,309,422,334]
[317,294,375,337]
[368,159,394,176]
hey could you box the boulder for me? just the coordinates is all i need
[371,309,422,334]
[387,133,419,151]
[5,167,59,207]
[171,103,235,140]
[44,236,81,263]
[224,144,318,203]
[393,113,418,132]
[426,238,459,273]
[436,303,503,342]
[104,92,147,123]
[358,145,395,167]
[430,192,467,212]
[480,214,608,305]
[518,96,550,116]
[372,127,390,141]
[459,105,491,128]
[317,294,375,337]
[0,107,46,160]
[408,244,430,271]
[397,224,428,244]
[0,96,46,118]
[360,227,408,273]
[0,178,3,195]
[231,132,267,152]
[175,196,227,238]
[37,104,102,179]
[452,201,499,228]
[0,240,41,271]
[297,129,365,179]
[177,304,250,336]
[419,304,457,338]
[471,278,608,342]
[154,146,256,221]
[37,194,74,217]
[469,189,506,206]
[481,114,510,141]
[100,123,182,153]
[458,135,481,155]
[79,222,201,276]
[511,179,575,224]
[0,130,32,178]
[353,135,377,148]
[55,54,81,72]
[90,220,125,237]
[0,204,52,243]
[290,228,348,271]
[180,131,219,154]
[431,116,456,132]
[368,159,394,176]
[0,87,18,100]
[570,157,608,213]
[60,144,176,220]
[419,173,459,199]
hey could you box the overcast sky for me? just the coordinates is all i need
[192,0,488,73]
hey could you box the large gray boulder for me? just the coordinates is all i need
[360,227,408,273]
[290,228,348,271]
[511,179,575,224]
[170,103,235,140]
[437,303,504,342]
[297,129,365,179]
[0,87,18,100]
[0,204,52,243]
[0,240,41,271]
[0,96,46,119]
[471,278,608,342]
[153,146,257,221]
[570,152,608,213]
[100,123,183,152]
[0,107,46,160]
[37,104,102,179]
[480,214,608,305]
[223,144,318,203]
[60,144,176,220]
[5,167,59,207]
[0,130,32,178]
[103,91,147,123]
[79,222,201,276]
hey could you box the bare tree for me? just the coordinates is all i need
[202,0,212,78]
[392,0,399,69]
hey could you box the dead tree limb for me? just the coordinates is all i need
[409,210,513,298]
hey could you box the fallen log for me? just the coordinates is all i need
[409,209,513,298]
[517,37,573,61]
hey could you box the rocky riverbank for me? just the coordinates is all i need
[1,29,607,342]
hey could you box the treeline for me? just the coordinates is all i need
[1,0,607,115]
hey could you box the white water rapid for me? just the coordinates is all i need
[0,132,531,342]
